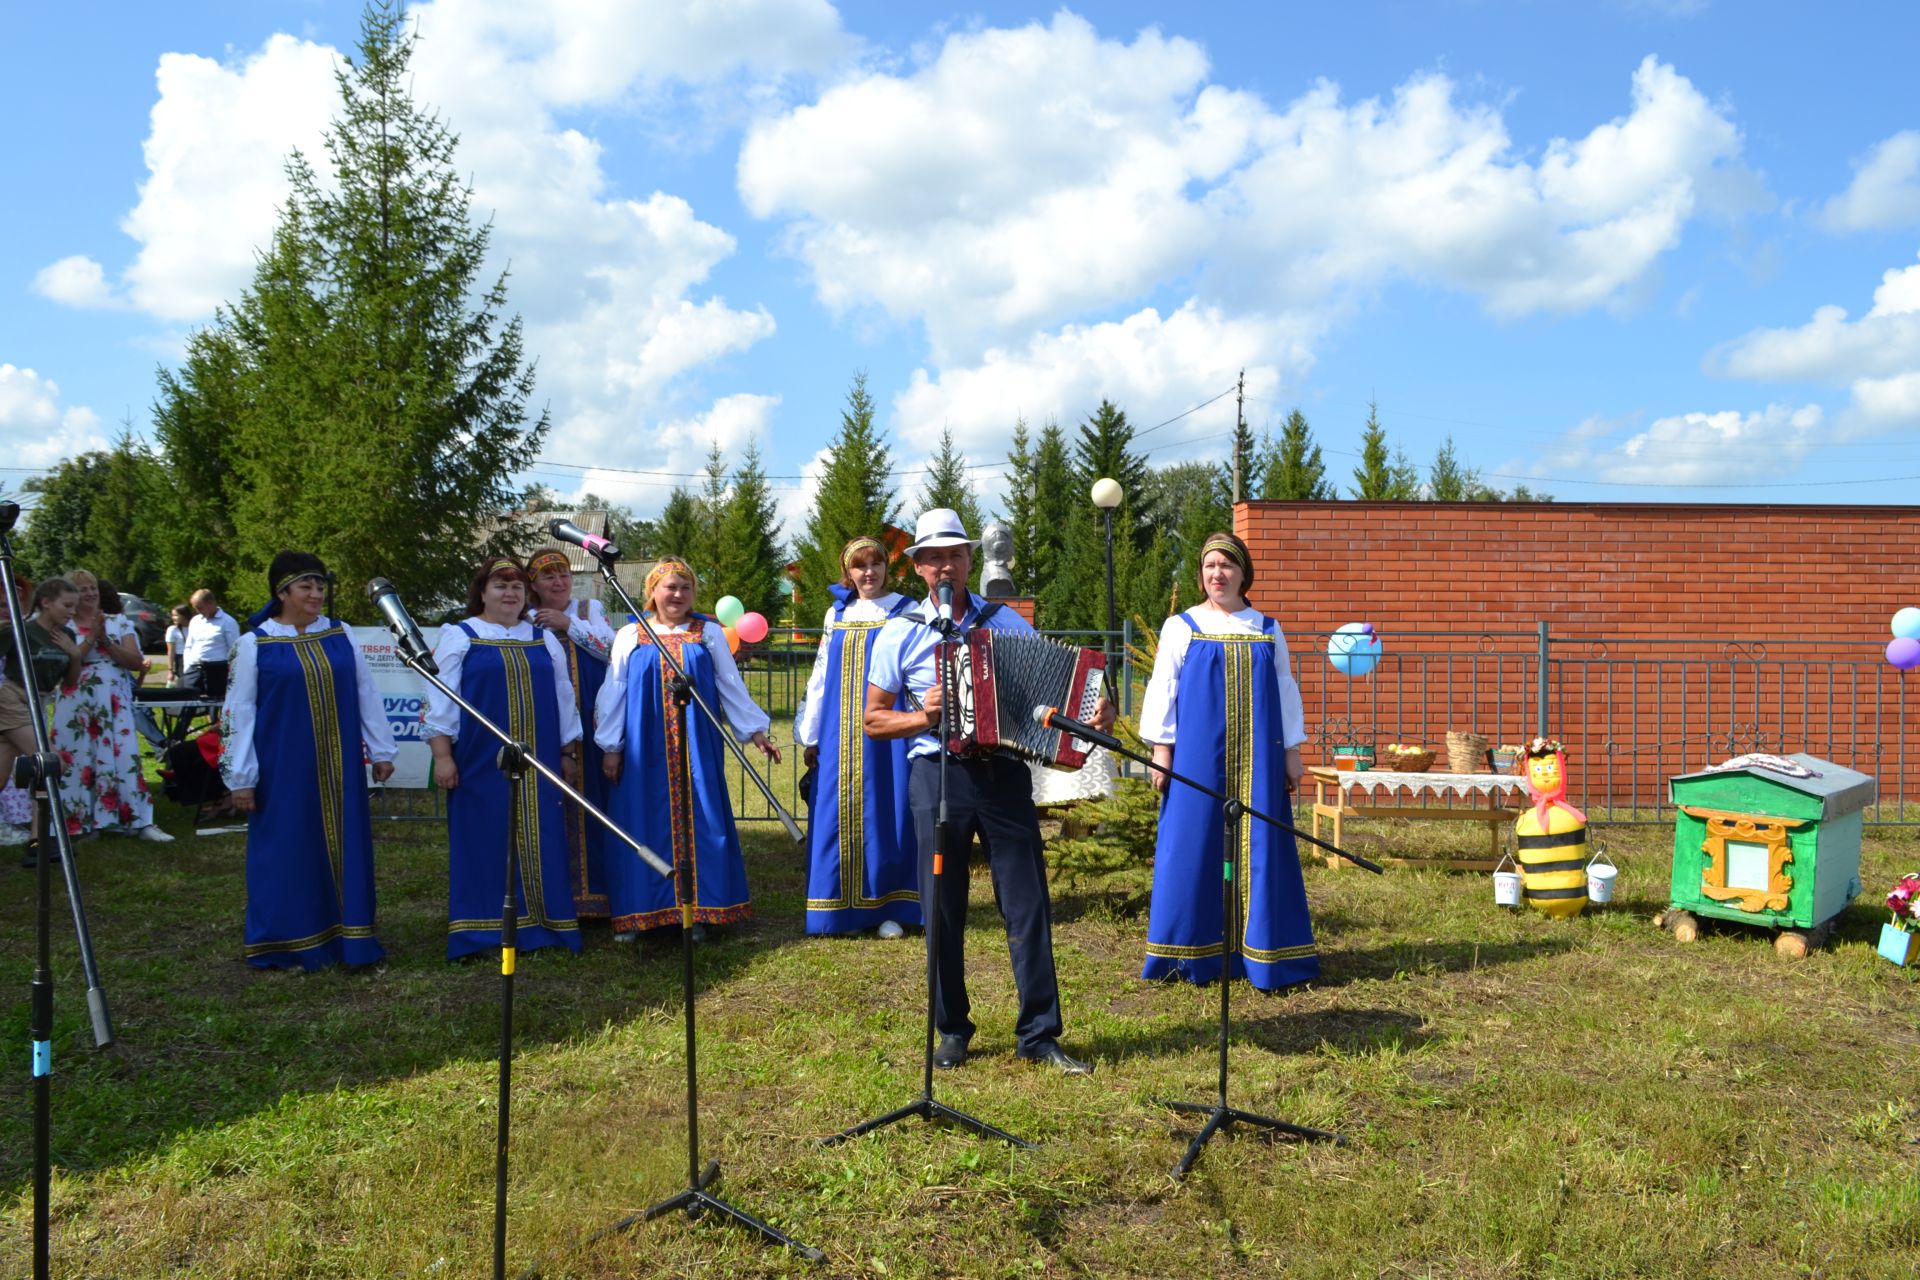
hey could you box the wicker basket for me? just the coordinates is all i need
[1381,745,1435,773]
[1445,730,1490,774]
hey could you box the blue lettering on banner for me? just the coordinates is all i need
[384,694,428,741]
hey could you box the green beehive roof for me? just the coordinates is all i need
[1668,753,1876,820]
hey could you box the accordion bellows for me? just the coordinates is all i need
[940,630,1107,770]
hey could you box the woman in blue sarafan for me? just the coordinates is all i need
[1137,531,1318,991]
[425,555,583,961]
[793,536,921,937]
[525,547,617,921]
[596,558,779,942]
[222,551,398,970]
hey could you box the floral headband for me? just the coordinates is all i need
[841,536,886,573]
[526,550,571,579]
[646,559,697,601]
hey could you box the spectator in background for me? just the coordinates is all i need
[3,579,89,849]
[52,570,170,842]
[181,588,241,700]
[164,605,191,681]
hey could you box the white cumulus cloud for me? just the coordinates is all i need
[1817,130,1920,232]
[31,256,121,310]
[892,302,1305,469]
[1555,402,1825,486]
[742,22,1760,358]
[0,365,109,469]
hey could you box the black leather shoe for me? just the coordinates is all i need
[932,1034,969,1070]
[1020,1042,1094,1076]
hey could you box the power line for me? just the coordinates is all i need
[1131,385,1238,441]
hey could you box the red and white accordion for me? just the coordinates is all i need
[938,630,1108,771]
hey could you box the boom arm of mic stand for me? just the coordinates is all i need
[1056,716,1382,875]
[398,647,671,879]
[594,559,804,844]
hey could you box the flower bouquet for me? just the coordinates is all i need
[1879,871,1920,966]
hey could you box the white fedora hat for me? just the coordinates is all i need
[904,507,980,556]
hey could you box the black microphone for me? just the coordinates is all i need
[1032,704,1123,754]
[932,579,958,633]
[548,518,620,562]
[366,578,438,674]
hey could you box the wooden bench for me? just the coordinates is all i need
[1310,765,1529,871]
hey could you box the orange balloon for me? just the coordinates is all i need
[723,624,740,654]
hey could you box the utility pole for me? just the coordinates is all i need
[1231,369,1246,504]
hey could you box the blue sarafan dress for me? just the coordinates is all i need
[800,588,921,935]
[446,623,581,960]
[603,617,755,932]
[1143,612,1319,990]
[240,625,386,970]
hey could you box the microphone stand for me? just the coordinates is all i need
[385,624,672,1280]
[4,510,114,1280]
[822,594,1033,1151]
[558,553,821,1266]
[1036,707,1382,1176]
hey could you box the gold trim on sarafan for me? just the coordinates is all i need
[806,620,921,913]
[260,627,347,911]
[1143,629,1315,967]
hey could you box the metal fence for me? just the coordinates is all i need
[714,623,1917,828]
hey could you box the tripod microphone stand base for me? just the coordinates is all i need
[821,1093,1036,1149]
[632,1159,827,1263]
[1158,1097,1341,1178]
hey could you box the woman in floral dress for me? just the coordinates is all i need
[51,569,172,842]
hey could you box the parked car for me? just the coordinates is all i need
[119,592,168,652]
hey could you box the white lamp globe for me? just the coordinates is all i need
[1090,477,1123,509]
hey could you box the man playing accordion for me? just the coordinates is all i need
[864,508,1116,1076]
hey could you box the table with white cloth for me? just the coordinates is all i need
[1310,765,1529,870]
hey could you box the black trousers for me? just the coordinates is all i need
[909,753,1063,1055]
[181,660,229,701]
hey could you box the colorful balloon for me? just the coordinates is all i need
[736,611,769,645]
[714,595,745,626]
[1893,607,1920,641]
[1327,622,1381,676]
[722,624,741,654]
[1888,636,1920,671]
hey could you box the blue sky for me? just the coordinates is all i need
[5,0,1920,537]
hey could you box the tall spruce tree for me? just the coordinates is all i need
[1049,400,1158,633]
[792,372,902,619]
[1351,399,1395,500]
[709,441,785,622]
[653,486,703,561]
[1001,416,1036,590]
[916,425,987,536]
[1024,418,1076,622]
[149,1,546,617]
[694,442,730,577]
[1260,409,1334,500]
[1428,435,1475,501]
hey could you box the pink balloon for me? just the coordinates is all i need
[736,612,769,645]
[1888,636,1920,671]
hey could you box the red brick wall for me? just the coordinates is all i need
[1233,502,1920,814]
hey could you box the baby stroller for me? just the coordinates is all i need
[160,729,235,823]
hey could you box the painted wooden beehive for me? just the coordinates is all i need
[1667,753,1874,933]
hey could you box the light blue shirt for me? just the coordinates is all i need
[865,591,1034,759]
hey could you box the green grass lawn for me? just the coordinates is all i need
[4,763,1918,1278]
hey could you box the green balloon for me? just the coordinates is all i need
[715,595,745,626]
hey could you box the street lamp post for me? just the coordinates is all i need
[1090,477,1123,661]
